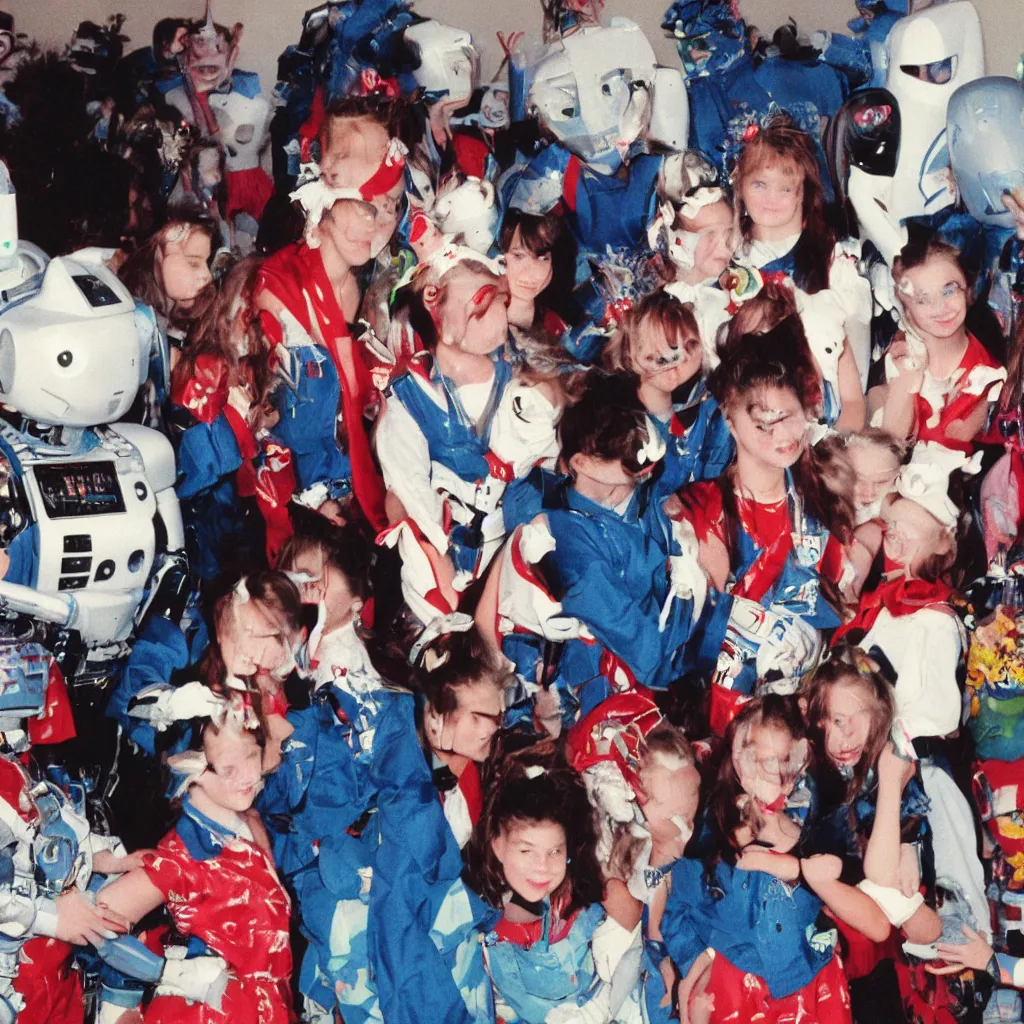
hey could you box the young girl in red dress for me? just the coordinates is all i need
[99,719,295,1023]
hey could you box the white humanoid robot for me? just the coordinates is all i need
[845,0,985,263]
[0,253,185,692]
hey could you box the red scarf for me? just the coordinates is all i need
[834,574,953,644]
[257,243,387,531]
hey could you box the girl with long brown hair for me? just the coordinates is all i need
[463,742,642,1023]
[730,113,868,431]
[670,322,855,731]
[662,694,887,1024]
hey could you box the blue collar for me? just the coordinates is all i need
[176,794,245,862]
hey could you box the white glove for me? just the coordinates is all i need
[128,682,225,731]
[591,917,642,984]
[664,518,707,629]
[157,953,231,1011]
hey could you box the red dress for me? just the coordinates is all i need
[141,810,295,1024]
[914,332,1004,453]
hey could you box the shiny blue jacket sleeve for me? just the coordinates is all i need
[105,616,192,757]
[367,698,476,1024]
[174,414,242,501]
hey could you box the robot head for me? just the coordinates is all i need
[948,77,1024,229]
[0,256,147,428]
[528,19,658,174]
[403,20,478,107]
[828,88,901,205]
[883,0,984,220]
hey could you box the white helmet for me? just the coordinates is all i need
[0,256,147,427]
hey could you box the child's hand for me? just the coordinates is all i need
[887,336,927,390]
[926,925,994,975]
[92,849,152,876]
[877,743,915,791]
[800,854,843,888]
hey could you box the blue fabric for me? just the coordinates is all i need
[174,794,241,862]
[105,616,207,757]
[389,359,513,485]
[662,855,837,999]
[260,674,483,1023]
[484,902,605,1023]
[501,468,733,727]
[566,154,663,254]
[273,341,352,496]
[651,380,734,492]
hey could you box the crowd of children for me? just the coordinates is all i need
[0,2,1023,1023]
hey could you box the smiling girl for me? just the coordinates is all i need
[664,695,887,1024]
[874,237,1005,453]
[731,114,869,430]
[98,720,295,1024]
[671,322,855,729]
[465,744,643,1024]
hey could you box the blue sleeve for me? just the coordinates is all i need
[662,859,709,979]
[174,415,242,501]
[367,698,474,1024]
[105,617,192,757]
[554,521,732,688]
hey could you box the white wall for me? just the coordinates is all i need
[8,0,1023,104]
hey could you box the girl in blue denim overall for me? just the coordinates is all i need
[464,744,645,1024]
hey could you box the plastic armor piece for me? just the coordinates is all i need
[403,20,477,105]
[0,255,184,680]
[948,76,1024,229]
[528,19,660,175]
[848,0,984,261]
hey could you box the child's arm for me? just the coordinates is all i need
[834,342,866,432]
[863,744,915,888]
[800,854,891,943]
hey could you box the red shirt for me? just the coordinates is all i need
[915,332,1004,453]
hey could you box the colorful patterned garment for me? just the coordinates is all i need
[139,795,295,1024]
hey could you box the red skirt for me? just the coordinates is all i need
[12,937,82,1024]
[226,166,274,222]
[703,950,852,1024]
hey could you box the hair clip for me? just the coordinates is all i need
[524,765,546,779]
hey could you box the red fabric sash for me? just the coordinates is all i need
[257,243,387,530]
[833,575,953,644]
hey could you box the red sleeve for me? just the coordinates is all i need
[141,835,192,899]
[28,663,76,747]
[676,480,725,545]
[819,535,845,587]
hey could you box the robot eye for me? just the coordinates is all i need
[57,351,73,368]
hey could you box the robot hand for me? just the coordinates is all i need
[128,682,225,731]
[156,953,231,1011]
